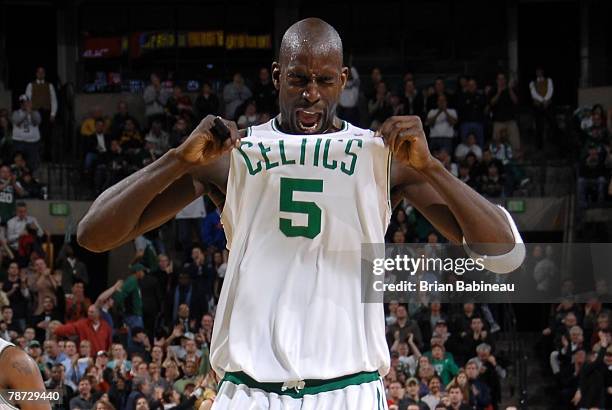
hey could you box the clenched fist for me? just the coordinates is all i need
[175,115,240,166]
[376,116,435,171]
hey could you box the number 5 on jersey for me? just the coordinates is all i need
[279,177,323,239]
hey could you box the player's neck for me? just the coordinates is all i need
[275,115,343,135]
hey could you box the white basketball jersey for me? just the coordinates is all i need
[210,118,392,382]
[0,338,19,410]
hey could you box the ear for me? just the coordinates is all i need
[271,62,281,91]
[340,66,349,90]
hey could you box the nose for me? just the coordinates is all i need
[302,79,320,104]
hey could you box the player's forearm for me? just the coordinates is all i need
[77,149,194,252]
[418,160,514,251]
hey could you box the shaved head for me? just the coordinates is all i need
[279,18,343,67]
[272,18,347,135]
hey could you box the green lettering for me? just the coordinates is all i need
[340,139,363,176]
[258,142,279,170]
[299,138,307,165]
[322,139,337,170]
[237,141,262,175]
[279,140,296,165]
[313,138,322,167]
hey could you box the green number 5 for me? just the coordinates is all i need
[279,177,323,239]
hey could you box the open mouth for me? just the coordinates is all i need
[296,109,322,132]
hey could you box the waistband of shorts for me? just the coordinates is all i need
[219,370,381,399]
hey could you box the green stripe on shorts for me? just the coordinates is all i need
[219,370,380,399]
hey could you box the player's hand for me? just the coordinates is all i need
[375,116,435,171]
[175,115,240,166]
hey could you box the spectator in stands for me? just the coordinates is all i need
[223,73,252,120]
[401,79,424,119]
[80,107,110,139]
[253,67,277,116]
[457,78,486,146]
[530,67,554,148]
[0,112,12,164]
[25,67,57,161]
[2,305,20,338]
[429,342,459,386]
[572,332,610,409]
[365,67,383,101]
[10,152,31,180]
[139,267,162,340]
[475,343,505,407]
[117,118,142,150]
[166,85,194,127]
[2,262,29,330]
[387,305,424,351]
[585,113,610,148]
[368,82,393,130]
[169,117,189,148]
[427,77,454,112]
[11,95,42,171]
[201,207,225,250]
[113,263,145,339]
[390,92,405,117]
[447,384,470,410]
[194,83,219,122]
[0,165,24,224]
[17,171,42,199]
[173,358,198,394]
[144,120,170,156]
[175,197,206,259]
[458,161,477,189]
[65,280,91,323]
[32,295,62,340]
[237,100,260,128]
[58,245,89,292]
[109,100,138,140]
[70,376,96,410]
[94,139,129,194]
[43,339,69,368]
[84,119,112,174]
[10,220,46,269]
[488,72,520,152]
[479,162,505,198]
[454,133,482,162]
[45,363,74,404]
[143,73,169,128]
[577,143,608,209]
[31,256,60,316]
[421,375,443,410]
[338,66,360,125]
[127,327,152,362]
[386,380,403,407]
[54,304,112,356]
[427,95,458,155]
[63,339,89,390]
[465,359,492,410]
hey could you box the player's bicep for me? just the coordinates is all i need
[2,349,50,410]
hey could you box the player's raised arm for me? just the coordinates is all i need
[381,115,525,273]
[77,115,239,253]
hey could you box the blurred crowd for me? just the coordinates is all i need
[0,63,611,410]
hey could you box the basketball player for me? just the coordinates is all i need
[78,18,524,409]
[0,337,50,409]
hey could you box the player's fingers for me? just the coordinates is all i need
[387,125,403,153]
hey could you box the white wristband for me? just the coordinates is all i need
[462,205,525,274]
